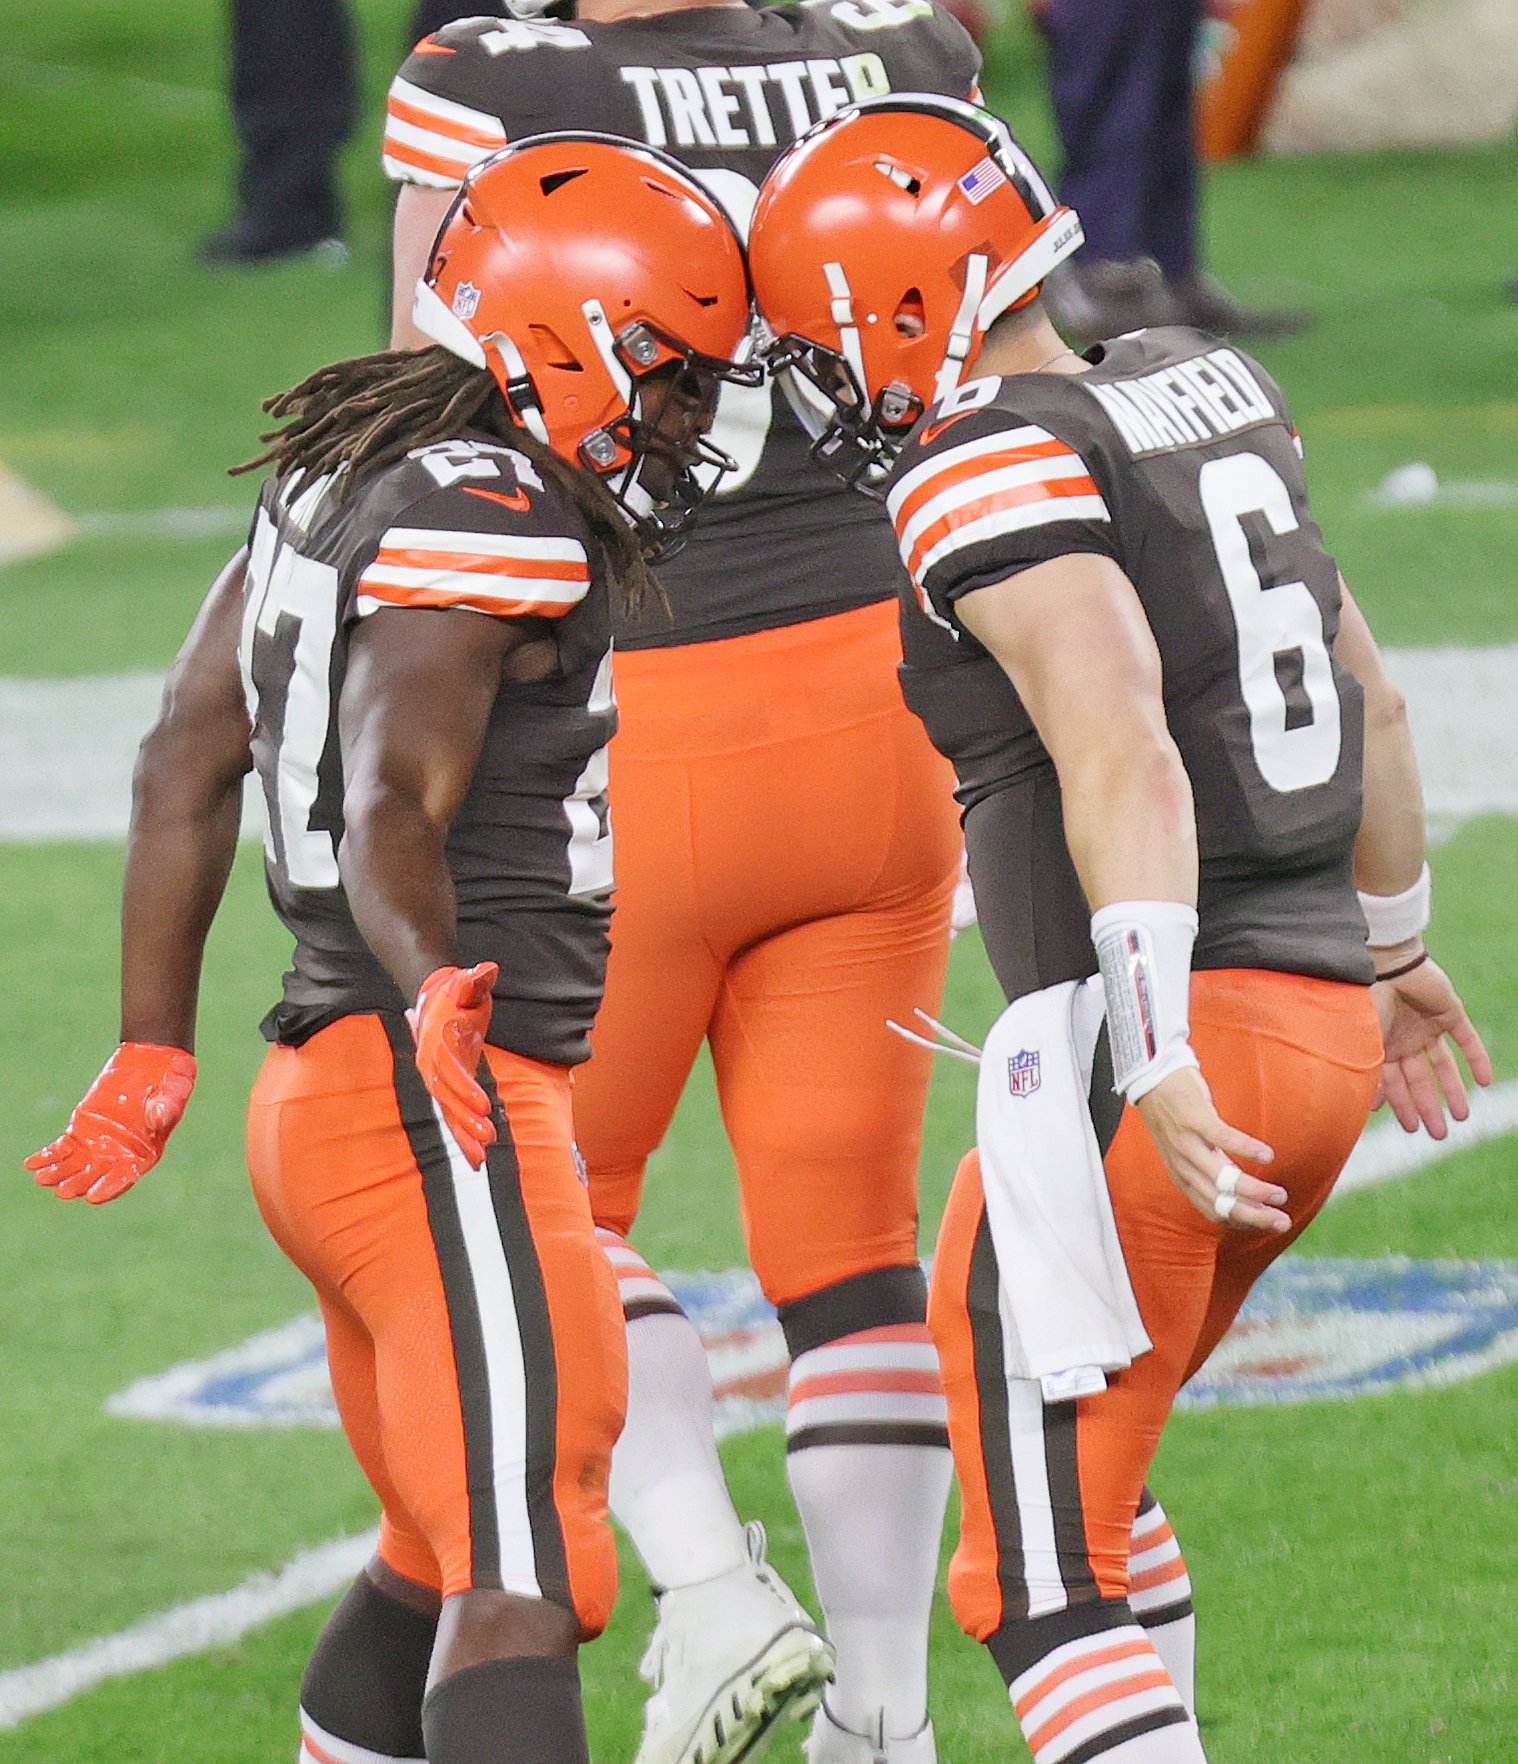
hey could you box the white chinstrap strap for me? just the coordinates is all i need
[1091,900,1200,1103]
[1358,861,1431,948]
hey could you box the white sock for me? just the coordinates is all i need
[1008,1627,1205,1763]
[608,1311,748,1590]
[1129,1493,1196,1715]
[786,1442,952,1737]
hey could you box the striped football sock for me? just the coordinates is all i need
[1008,1625,1203,1764]
[597,1230,748,1590]
[1127,1491,1195,1714]
[783,1312,951,1737]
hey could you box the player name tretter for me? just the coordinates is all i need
[619,56,892,149]
[1082,348,1276,456]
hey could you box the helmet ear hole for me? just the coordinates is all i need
[529,324,584,371]
[892,289,926,339]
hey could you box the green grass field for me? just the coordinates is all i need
[2,4,1517,1760]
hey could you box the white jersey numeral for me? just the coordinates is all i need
[241,508,342,890]
[565,648,615,896]
[824,0,934,31]
[1198,450,1341,794]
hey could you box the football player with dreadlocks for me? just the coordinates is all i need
[383,9,996,1764]
[27,137,755,1764]
[748,95,1490,1764]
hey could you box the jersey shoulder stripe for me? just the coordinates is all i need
[383,74,507,186]
[356,528,591,619]
[888,423,1109,587]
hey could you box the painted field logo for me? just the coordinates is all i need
[105,1257,1518,1430]
[1176,1256,1518,1410]
[1007,1049,1041,1097]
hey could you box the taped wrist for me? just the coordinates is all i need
[1358,862,1431,948]
[1091,901,1199,1103]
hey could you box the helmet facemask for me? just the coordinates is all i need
[574,317,763,562]
[767,333,923,499]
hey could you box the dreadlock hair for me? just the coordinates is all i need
[234,345,658,617]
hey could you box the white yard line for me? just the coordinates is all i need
[0,1531,377,1731]
[1333,1078,1518,1196]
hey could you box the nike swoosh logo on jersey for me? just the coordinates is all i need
[464,485,532,512]
[918,410,981,448]
[414,39,457,53]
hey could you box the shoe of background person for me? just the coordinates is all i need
[1042,257,1180,346]
[804,1705,937,1764]
[634,1521,836,1764]
[1165,271,1311,339]
[198,215,348,266]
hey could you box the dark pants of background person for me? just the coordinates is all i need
[226,0,502,243]
[1045,0,1201,280]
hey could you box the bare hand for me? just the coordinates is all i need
[1134,1065,1286,1232]
[1372,954,1493,1138]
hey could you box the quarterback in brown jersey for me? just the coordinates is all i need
[384,9,996,1764]
[749,95,1491,1764]
[26,138,755,1764]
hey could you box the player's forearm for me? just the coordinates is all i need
[1334,581,1425,897]
[120,748,245,1051]
[1057,735,1199,913]
[339,786,461,1002]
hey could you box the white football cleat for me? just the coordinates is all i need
[633,1521,835,1764]
[804,1706,937,1764]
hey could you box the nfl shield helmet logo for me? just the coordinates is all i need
[1007,1050,1041,1097]
[452,281,482,320]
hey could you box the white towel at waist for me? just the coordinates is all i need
[975,975,1151,1401]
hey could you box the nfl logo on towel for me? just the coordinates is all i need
[1007,1049,1041,1096]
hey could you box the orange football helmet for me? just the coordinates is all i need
[414,132,760,554]
[749,95,1083,489]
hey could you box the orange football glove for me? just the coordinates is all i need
[406,962,500,1169]
[26,1042,197,1204]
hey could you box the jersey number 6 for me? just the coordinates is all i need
[1199,450,1341,795]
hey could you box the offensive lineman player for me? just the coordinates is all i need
[27,139,757,1764]
[384,8,989,1764]
[749,97,1491,1764]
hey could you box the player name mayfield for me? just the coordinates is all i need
[1083,348,1277,457]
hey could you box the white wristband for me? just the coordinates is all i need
[1358,862,1430,948]
[1091,900,1200,1103]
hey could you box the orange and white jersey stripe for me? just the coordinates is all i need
[1009,1627,1187,1764]
[383,75,507,188]
[356,527,591,620]
[886,424,1110,606]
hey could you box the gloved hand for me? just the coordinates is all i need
[26,1042,198,1204]
[406,962,500,1169]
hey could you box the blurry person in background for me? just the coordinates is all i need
[1035,0,1312,342]
[201,0,504,264]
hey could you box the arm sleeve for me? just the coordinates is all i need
[886,414,1120,629]
[354,475,592,622]
[383,24,511,188]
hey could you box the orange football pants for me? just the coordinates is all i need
[575,598,961,1307]
[929,968,1383,1640]
[247,1013,625,1630]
